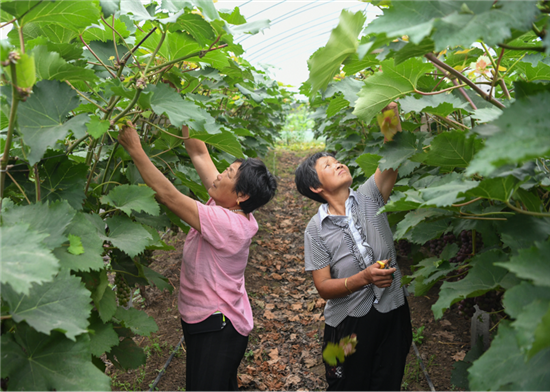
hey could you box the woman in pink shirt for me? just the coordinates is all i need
[119,123,277,391]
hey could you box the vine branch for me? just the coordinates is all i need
[80,35,118,79]
[505,200,550,217]
[425,53,505,109]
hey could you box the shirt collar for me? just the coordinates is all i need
[317,189,358,228]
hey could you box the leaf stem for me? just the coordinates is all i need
[414,83,467,96]
[505,200,550,217]
[0,63,20,208]
[458,216,507,221]
[452,197,482,207]
[433,114,470,130]
[111,89,142,124]
[101,142,119,194]
[498,43,545,53]
[111,269,141,278]
[146,44,228,73]
[5,170,31,204]
[67,134,91,154]
[93,181,122,192]
[121,26,157,64]
[0,315,12,320]
[33,164,41,202]
[65,81,108,112]
[80,35,118,79]
[144,30,167,75]
[141,119,190,140]
[0,18,16,29]
[425,53,505,109]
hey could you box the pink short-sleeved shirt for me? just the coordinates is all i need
[178,198,258,337]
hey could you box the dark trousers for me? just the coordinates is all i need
[323,301,412,391]
[181,318,248,391]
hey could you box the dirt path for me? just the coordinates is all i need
[109,149,471,391]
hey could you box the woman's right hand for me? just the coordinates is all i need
[118,121,142,154]
[363,259,396,288]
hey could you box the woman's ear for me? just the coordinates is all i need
[309,186,323,195]
[237,192,251,203]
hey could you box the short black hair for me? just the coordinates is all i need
[234,158,277,214]
[294,151,334,204]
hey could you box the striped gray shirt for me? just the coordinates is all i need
[304,175,406,328]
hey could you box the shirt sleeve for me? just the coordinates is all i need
[304,224,332,271]
[357,174,386,209]
[196,200,253,250]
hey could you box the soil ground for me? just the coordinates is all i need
[108,148,472,391]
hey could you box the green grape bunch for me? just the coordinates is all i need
[115,272,131,307]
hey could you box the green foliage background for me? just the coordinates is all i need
[303,1,550,390]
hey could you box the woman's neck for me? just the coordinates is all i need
[325,189,350,216]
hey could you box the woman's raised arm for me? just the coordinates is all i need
[181,125,219,191]
[118,123,201,231]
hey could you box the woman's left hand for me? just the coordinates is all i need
[118,121,142,154]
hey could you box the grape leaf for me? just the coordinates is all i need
[81,18,130,43]
[471,107,503,122]
[420,131,482,169]
[394,208,452,239]
[433,1,540,51]
[497,239,550,288]
[1,324,110,391]
[169,12,216,47]
[409,218,452,244]
[364,1,461,44]
[120,0,156,21]
[394,38,435,65]
[465,175,519,202]
[502,282,550,358]
[0,224,59,296]
[114,307,158,336]
[96,286,117,323]
[31,45,97,82]
[190,130,245,159]
[146,83,221,134]
[136,29,201,62]
[228,19,271,35]
[1,199,75,249]
[531,305,550,359]
[17,80,88,165]
[378,131,424,171]
[107,337,147,370]
[432,250,509,319]
[101,184,160,217]
[67,234,84,255]
[468,322,550,391]
[326,95,350,118]
[467,91,550,176]
[103,215,153,258]
[86,115,111,139]
[419,173,478,207]
[142,266,173,293]
[399,94,466,117]
[322,342,345,366]
[307,10,366,95]
[353,58,433,123]
[19,0,101,34]
[53,213,105,272]
[3,269,92,340]
[88,313,119,357]
[379,190,422,213]
[498,215,550,253]
[40,155,88,210]
[356,153,381,178]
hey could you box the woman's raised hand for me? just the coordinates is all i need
[118,121,142,153]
